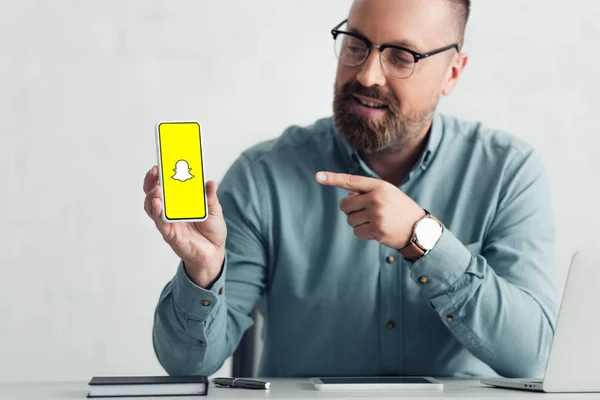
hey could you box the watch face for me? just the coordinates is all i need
[414,217,443,250]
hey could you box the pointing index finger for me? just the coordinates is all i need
[316,171,378,193]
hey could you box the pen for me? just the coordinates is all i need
[212,377,271,390]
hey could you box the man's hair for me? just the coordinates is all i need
[447,0,470,49]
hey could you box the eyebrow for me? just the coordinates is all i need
[348,26,421,52]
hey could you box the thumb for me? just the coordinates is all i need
[205,180,223,216]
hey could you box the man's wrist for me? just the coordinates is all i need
[398,208,427,249]
[183,251,225,289]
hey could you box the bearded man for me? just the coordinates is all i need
[145,0,558,379]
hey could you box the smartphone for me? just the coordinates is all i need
[155,121,207,222]
[309,376,443,391]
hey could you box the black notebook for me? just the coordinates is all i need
[87,375,209,398]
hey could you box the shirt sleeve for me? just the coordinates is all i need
[407,148,559,378]
[152,153,268,376]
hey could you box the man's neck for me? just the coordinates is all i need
[361,120,432,186]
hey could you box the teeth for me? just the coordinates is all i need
[357,98,386,108]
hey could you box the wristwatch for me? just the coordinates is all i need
[398,210,443,262]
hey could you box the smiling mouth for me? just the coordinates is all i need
[352,95,389,109]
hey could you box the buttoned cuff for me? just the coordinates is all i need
[407,228,472,298]
[172,253,227,321]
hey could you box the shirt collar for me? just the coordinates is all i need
[419,111,443,171]
[332,112,443,175]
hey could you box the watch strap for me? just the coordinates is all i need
[399,241,427,261]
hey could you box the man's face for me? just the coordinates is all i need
[333,0,463,154]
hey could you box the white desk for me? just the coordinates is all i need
[2,378,600,400]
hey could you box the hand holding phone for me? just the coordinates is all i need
[143,121,227,288]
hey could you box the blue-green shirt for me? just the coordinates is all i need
[153,113,558,378]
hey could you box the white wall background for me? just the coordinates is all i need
[0,0,597,383]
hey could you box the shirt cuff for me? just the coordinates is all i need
[406,228,472,298]
[171,253,227,321]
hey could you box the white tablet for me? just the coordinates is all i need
[310,376,443,390]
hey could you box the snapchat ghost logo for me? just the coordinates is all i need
[171,159,194,182]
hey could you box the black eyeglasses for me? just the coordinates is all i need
[331,19,459,79]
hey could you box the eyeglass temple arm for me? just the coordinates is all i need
[419,43,460,59]
[332,18,348,33]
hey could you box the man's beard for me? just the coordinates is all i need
[333,81,435,154]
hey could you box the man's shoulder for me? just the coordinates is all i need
[439,113,534,159]
[220,116,336,191]
[241,116,334,165]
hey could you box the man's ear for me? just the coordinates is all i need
[442,53,469,96]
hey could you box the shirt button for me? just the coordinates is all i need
[386,255,395,264]
[386,320,396,330]
[446,315,454,322]
[219,287,225,295]
[200,299,211,306]
[418,276,428,284]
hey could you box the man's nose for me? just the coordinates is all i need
[356,50,386,87]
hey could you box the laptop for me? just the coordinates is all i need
[481,251,600,393]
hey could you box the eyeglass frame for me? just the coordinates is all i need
[331,19,459,78]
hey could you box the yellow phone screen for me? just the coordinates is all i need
[157,122,207,221]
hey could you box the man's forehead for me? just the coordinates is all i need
[347,0,454,51]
